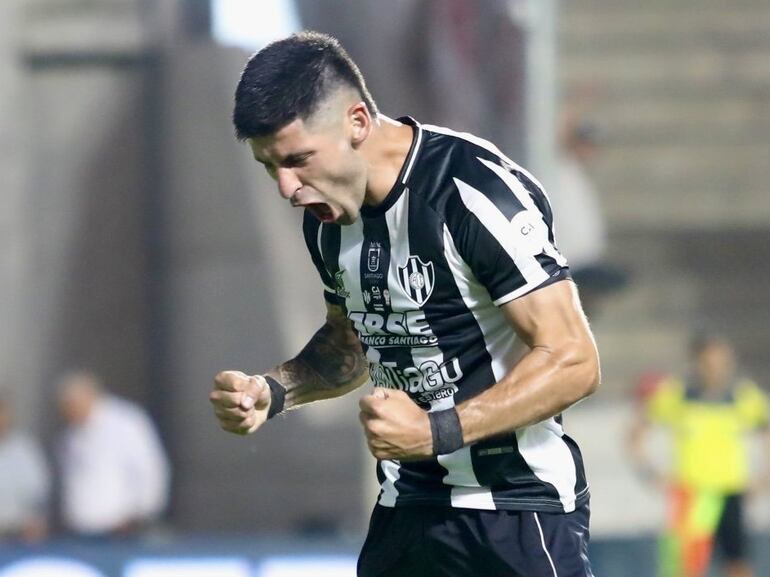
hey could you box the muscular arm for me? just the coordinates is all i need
[360,279,601,460]
[265,301,370,410]
[456,279,600,443]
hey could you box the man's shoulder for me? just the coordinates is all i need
[418,121,522,169]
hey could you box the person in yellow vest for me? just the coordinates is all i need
[628,332,770,577]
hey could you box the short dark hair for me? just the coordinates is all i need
[233,31,378,140]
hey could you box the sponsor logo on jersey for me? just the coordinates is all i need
[334,269,349,298]
[348,310,438,347]
[398,255,435,307]
[370,357,463,404]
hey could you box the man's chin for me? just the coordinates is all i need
[307,203,357,225]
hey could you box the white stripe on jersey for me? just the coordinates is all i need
[477,157,567,269]
[379,459,402,508]
[516,418,579,512]
[448,484,497,510]
[453,177,552,304]
[337,219,366,311]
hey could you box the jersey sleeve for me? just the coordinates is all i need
[645,378,685,425]
[735,379,769,430]
[302,211,345,306]
[447,157,570,305]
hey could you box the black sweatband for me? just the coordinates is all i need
[264,375,286,419]
[428,408,464,456]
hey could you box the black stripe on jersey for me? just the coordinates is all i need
[444,206,529,303]
[535,254,571,285]
[470,432,563,508]
[459,159,527,221]
[562,432,588,496]
[407,193,497,405]
[360,216,391,315]
[302,211,343,306]
[318,221,345,306]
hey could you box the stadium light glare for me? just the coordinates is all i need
[259,556,358,577]
[211,0,301,51]
[0,558,107,577]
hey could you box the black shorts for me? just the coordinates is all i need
[357,503,594,577]
[715,493,747,562]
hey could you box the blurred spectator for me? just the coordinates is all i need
[56,370,170,539]
[551,118,627,316]
[0,393,50,543]
[628,333,770,577]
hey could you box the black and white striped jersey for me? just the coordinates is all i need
[302,117,589,513]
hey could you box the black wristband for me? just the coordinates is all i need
[264,375,286,419]
[428,408,464,456]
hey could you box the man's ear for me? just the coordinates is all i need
[349,101,372,146]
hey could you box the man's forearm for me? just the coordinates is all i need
[454,282,601,446]
[265,320,369,410]
[457,340,599,445]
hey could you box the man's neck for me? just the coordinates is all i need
[362,116,415,207]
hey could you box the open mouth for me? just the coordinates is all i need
[307,203,335,223]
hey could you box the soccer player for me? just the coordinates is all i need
[628,333,770,577]
[210,31,600,577]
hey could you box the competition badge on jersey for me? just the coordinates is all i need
[398,256,435,307]
[367,242,381,272]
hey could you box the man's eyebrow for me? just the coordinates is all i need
[253,152,312,166]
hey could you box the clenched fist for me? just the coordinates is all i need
[359,388,433,461]
[210,370,272,435]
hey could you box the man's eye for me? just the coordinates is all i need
[288,154,311,168]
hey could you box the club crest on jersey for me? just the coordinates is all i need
[398,255,435,307]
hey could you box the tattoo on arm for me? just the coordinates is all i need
[266,304,369,409]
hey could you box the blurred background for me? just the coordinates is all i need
[0,0,769,576]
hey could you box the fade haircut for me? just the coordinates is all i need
[233,31,378,140]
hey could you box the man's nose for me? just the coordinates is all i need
[276,167,301,200]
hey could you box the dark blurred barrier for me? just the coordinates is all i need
[1,533,769,577]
